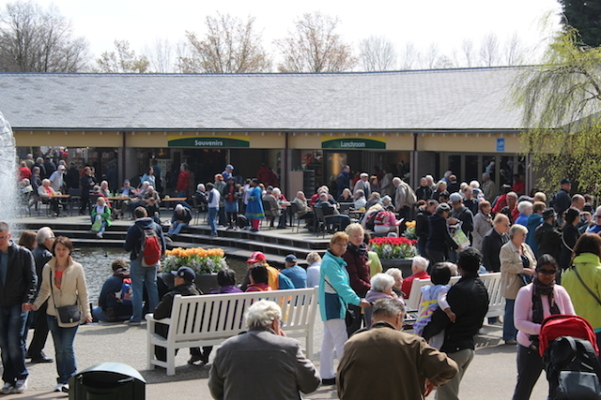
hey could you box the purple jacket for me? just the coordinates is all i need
[211,285,243,294]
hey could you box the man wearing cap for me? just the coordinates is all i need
[48,165,65,193]
[222,164,234,181]
[448,192,474,253]
[280,255,307,289]
[426,203,459,265]
[240,252,294,291]
[153,266,210,365]
[353,173,371,198]
[550,179,572,223]
[534,208,561,262]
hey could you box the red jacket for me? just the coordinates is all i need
[342,246,371,297]
[401,271,430,299]
[176,171,190,191]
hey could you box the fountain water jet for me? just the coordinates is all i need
[0,112,18,226]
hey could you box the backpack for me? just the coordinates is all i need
[365,210,384,231]
[113,277,133,305]
[138,225,162,267]
[374,211,389,226]
[545,336,601,399]
[236,214,248,229]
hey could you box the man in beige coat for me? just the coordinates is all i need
[337,298,458,400]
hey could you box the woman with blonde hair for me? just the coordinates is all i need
[500,224,536,345]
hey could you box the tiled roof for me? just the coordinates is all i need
[0,66,529,131]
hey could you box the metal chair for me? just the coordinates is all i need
[313,206,342,238]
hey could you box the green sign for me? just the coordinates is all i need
[321,138,386,149]
[168,136,250,148]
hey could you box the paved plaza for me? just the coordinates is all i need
[4,214,550,399]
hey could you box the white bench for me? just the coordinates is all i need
[405,273,504,321]
[146,287,318,376]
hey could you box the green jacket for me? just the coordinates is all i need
[563,252,601,332]
[91,205,112,227]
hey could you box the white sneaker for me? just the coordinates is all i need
[14,378,27,393]
[1,382,14,394]
[61,384,69,393]
[54,384,63,392]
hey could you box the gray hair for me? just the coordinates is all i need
[517,201,533,214]
[370,273,395,292]
[385,268,403,280]
[373,298,405,318]
[36,227,54,244]
[272,187,281,196]
[245,300,282,329]
[509,224,528,239]
[507,192,518,199]
[392,177,402,185]
[197,183,205,191]
[306,252,321,265]
[412,256,429,272]
[381,195,392,204]
[345,223,364,236]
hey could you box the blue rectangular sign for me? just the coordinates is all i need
[496,138,505,152]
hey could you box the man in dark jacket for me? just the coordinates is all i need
[0,222,37,394]
[534,208,562,262]
[416,200,438,257]
[153,266,208,364]
[426,203,458,266]
[25,227,54,363]
[336,165,351,198]
[423,248,489,400]
[550,179,571,224]
[481,214,510,272]
[79,166,96,215]
[123,207,166,325]
[92,259,132,323]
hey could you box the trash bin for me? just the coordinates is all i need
[69,362,145,400]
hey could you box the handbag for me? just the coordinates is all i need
[50,270,81,325]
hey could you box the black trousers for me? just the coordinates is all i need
[26,301,50,358]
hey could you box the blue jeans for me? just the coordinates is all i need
[503,299,517,341]
[208,207,218,236]
[129,257,159,322]
[0,305,28,384]
[168,221,188,235]
[46,315,78,385]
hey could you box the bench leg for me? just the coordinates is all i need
[167,348,176,376]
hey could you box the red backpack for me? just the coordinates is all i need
[138,226,162,267]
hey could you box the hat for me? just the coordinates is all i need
[123,179,130,184]
[285,254,297,263]
[171,266,196,283]
[226,164,234,170]
[360,173,369,178]
[561,178,571,185]
[436,203,451,213]
[542,208,556,220]
[58,165,66,170]
[449,193,463,204]
[247,251,266,264]
[472,188,481,195]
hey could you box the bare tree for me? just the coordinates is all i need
[504,33,525,66]
[424,43,441,69]
[275,12,356,72]
[399,43,420,70]
[178,13,271,73]
[145,38,175,73]
[358,35,397,71]
[0,1,88,72]
[479,33,500,67]
[460,39,475,67]
[96,40,149,73]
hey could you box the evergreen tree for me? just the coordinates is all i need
[560,0,601,47]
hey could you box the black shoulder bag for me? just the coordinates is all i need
[50,269,81,325]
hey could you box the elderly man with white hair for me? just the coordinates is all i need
[208,300,320,400]
[393,176,417,221]
[353,172,371,197]
[401,256,430,299]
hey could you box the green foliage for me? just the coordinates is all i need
[513,28,601,193]
[559,0,601,47]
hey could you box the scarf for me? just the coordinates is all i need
[347,242,368,260]
[531,276,561,324]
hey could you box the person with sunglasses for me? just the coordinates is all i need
[512,255,575,400]
[585,206,601,234]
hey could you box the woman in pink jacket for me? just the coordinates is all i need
[512,254,575,400]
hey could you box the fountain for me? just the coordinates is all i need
[0,112,17,226]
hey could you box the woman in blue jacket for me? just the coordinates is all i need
[318,232,370,385]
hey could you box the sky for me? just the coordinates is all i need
[32,0,563,69]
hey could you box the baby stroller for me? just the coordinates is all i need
[539,314,601,399]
